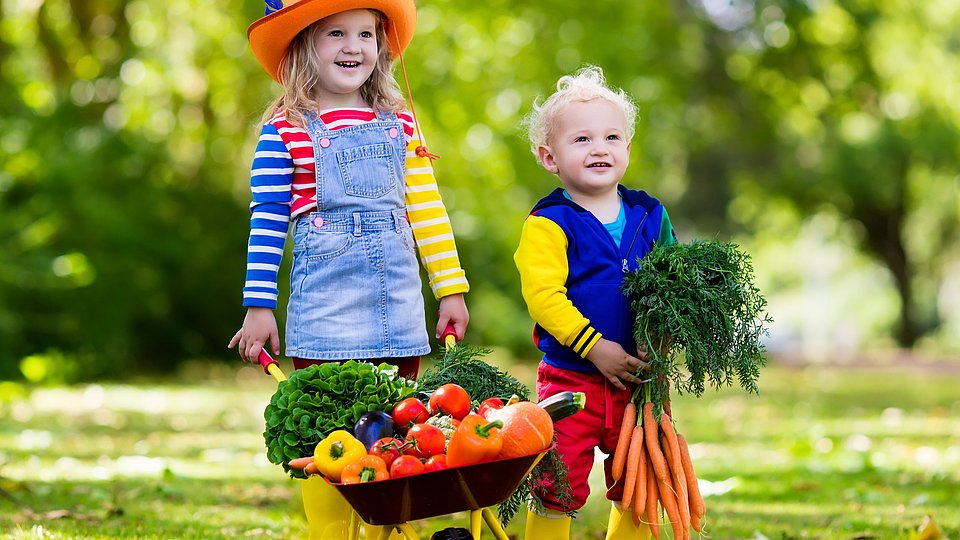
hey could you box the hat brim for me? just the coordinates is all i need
[248,0,416,82]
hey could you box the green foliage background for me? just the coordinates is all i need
[1,0,959,381]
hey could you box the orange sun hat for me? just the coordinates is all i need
[248,0,417,82]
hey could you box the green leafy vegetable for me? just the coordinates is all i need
[263,361,417,479]
[622,240,772,414]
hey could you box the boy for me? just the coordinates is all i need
[515,66,677,540]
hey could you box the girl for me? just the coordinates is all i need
[229,1,469,537]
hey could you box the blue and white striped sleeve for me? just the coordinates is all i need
[242,122,293,309]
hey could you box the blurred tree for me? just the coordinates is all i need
[404,0,960,351]
[1,0,957,381]
[0,0,273,379]
[701,0,960,347]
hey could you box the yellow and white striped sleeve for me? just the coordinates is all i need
[514,215,602,357]
[404,132,469,300]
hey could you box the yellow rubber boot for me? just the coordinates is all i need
[300,476,352,539]
[524,508,571,540]
[605,502,651,540]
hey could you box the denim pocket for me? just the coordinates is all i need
[336,142,399,198]
[294,222,352,261]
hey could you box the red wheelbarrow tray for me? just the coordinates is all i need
[328,448,548,526]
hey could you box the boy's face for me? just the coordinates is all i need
[537,99,630,198]
[310,9,379,108]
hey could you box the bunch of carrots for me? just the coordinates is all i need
[611,393,705,539]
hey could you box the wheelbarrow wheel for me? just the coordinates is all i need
[430,527,473,540]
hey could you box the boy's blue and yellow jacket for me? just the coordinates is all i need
[514,185,676,372]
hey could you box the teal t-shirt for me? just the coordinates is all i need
[562,190,626,246]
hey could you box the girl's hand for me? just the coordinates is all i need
[436,293,469,341]
[227,307,280,363]
[586,338,648,391]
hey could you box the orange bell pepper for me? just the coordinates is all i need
[446,413,504,467]
[340,454,390,484]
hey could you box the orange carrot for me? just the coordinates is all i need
[659,436,684,540]
[661,433,690,540]
[645,456,660,539]
[657,475,684,540]
[632,437,647,523]
[643,403,682,539]
[678,434,706,526]
[611,401,637,482]
[287,456,314,470]
[303,461,319,476]
[642,403,669,484]
[621,424,644,509]
[660,414,690,538]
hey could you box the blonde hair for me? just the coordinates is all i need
[260,9,406,129]
[523,65,637,155]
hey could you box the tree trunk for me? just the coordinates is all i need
[853,163,918,348]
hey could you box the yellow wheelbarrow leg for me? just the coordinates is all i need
[396,524,418,539]
[481,507,510,540]
[469,510,482,539]
[346,510,362,540]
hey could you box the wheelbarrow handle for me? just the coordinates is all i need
[258,349,288,383]
[441,322,459,349]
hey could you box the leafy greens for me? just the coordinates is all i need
[263,360,417,479]
[622,240,772,414]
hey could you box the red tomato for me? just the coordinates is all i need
[368,437,405,468]
[429,384,472,420]
[392,398,429,431]
[477,397,505,419]
[389,455,425,478]
[404,423,446,459]
[423,454,448,473]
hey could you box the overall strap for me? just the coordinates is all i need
[373,110,399,123]
[306,111,332,135]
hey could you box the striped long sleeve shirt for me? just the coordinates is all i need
[242,109,469,309]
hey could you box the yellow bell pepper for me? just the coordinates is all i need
[313,430,367,482]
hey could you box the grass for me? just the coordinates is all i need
[0,361,958,539]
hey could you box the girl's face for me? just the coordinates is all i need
[311,9,379,108]
[537,99,631,198]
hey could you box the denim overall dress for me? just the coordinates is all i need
[285,112,430,360]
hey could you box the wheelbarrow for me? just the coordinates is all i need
[257,328,549,540]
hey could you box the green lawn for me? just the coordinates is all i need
[1,361,957,539]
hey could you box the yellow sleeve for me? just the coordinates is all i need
[514,215,602,358]
[404,131,469,300]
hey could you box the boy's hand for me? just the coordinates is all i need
[637,333,674,362]
[228,307,280,363]
[436,293,469,341]
[586,338,648,390]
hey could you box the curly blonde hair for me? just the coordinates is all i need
[260,9,406,128]
[523,65,637,155]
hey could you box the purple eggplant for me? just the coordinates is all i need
[353,411,396,449]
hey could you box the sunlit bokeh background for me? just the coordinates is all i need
[2,0,959,384]
[1,1,959,536]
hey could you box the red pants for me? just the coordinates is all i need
[292,356,420,379]
[535,362,633,511]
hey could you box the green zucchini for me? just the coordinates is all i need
[538,391,586,422]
